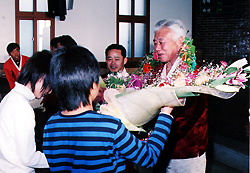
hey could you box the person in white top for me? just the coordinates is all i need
[0,50,52,173]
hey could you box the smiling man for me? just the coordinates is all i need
[141,19,208,173]
[105,44,128,75]
[4,43,29,90]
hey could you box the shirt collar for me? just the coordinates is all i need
[13,82,35,101]
[161,57,182,78]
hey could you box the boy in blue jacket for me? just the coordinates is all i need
[43,46,174,172]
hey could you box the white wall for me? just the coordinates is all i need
[0,0,192,63]
[55,0,116,61]
[150,0,192,51]
[0,0,15,62]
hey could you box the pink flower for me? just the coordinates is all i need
[237,73,248,82]
[153,52,158,60]
[226,69,248,89]
[127,74,146,89]
[220,61,227,69]
[180,63,189,70]
[188,73,197,80]
[185,78,192,85]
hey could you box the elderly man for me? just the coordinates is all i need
[140,19,208,173]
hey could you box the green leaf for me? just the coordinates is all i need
[224,67,238,75]
[99,82,106,88]
[190,45,196,54]
[150,60,157,67]
[184,37,189,44]
[175,90,199,98]
[243,66,250,73]
[209,76,234,87]
[190,39,193,45]
[147,54,153,58]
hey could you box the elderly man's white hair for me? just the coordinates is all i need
[154,19,187,41]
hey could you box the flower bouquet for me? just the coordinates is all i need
[100,37,250,131]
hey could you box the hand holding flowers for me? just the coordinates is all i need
[100,37,249,131]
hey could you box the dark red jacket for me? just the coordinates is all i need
[162,95,208,159]
[150,64,208,159]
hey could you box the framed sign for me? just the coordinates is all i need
[200,0,236,14]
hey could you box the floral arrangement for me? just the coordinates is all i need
[103,72,131,89]
[103,52,161,90]
[100,37,249,131]
[157,55,249,93]
[104,37,250,93]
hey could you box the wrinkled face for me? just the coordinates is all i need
[106,49,127,73]
[154,28,183,64]
[9,47,20,61]
[33,77,51,99]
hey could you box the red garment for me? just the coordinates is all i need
[150,64,208,159]
[3,55,29,89]
[162,95,208,159]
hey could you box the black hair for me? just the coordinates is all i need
[58,35,77,49]
[6,43,20,55]
[17,50,52,92]
[50,37,60,48]
[50,46,100,111]
[105,44,126,59]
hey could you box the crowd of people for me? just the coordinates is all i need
[0,19,208,173]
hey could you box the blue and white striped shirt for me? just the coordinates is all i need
[43,110,172,172]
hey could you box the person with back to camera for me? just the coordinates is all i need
[57,35,77,49]
[0,50,52,172]
[43,45,175,172]
[49,35,77,55]
[50,37,60,55]
[137,19,208,173]
[4,42,29,90]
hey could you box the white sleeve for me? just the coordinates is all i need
[14,105,49,168]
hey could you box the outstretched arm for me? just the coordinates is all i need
[114,111,173,168]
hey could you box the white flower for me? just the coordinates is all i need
[195,75,210,85]
[116,72,123,78]
[228,58,248,68]
[173,77,186,87]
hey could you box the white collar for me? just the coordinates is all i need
[120,68,129,77]
[161,57,182,78]
[10,55,23,71]
[13,82,35,101]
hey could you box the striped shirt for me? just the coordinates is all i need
[43,110,172,172]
